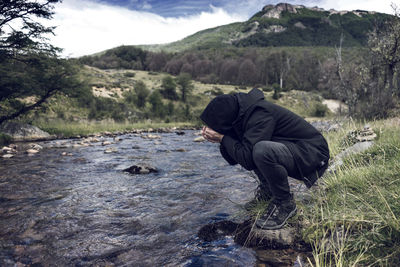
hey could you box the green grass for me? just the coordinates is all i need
[33,120,196,138]
[302,119,400,266]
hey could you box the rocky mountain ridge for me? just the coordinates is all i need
[136,2,389,52]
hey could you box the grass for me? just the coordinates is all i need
[33,119,196,138]
[301,119,400,266]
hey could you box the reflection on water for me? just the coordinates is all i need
[0,131,257,266]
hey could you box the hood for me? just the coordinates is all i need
[235,88,265,118]
[200,94,239,134]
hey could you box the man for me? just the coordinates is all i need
[200,88,329,230]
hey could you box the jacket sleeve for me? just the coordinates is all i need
[220,108,275,170]
[219,144,238,165]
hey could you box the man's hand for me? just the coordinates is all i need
[202,126,224,143]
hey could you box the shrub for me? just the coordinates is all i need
[0,133,12,146]
[124,71,135,78]
[311,102,329,117]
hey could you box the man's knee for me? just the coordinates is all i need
[252,141,275,165]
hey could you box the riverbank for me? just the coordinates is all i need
[301,118,400,266]
[32,120,198,139]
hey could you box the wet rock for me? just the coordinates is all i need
[61,152,73,156]
[132,145,141,149]
[26,149,39,154]
[104,147,118,153]
[174,148,186,152]
[176,131,185,135]
[123,164,158,174]
[30,144,43,150]
[141,134,161,140]
[194,136,206,142]
[2,154,14,158]
[198,219,304,250]
[102,141,112,146]
[0,121,53,141]
[2,146,13,152]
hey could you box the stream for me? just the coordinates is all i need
[0,130,302,266]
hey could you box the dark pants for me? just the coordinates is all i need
[252,141,298,201]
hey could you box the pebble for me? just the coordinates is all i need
[174,148,186,152]
[194,136,206,142]
[141,134,161,140]
[104,147,118,153]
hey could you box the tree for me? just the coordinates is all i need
[0,55,81,124]
[148,90,165,118]
[0,0,61,57]
[134,81,150,108]
[160,75,178,100]
[176,73,194,102]
[0,0,84,125]
[238,58,258,85]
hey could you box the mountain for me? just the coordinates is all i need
[139,3,391,53]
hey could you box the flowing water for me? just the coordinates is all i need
[0,130,261,266]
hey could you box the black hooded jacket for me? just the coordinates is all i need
[200,88,330,188]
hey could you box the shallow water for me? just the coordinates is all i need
[0,131,259,266]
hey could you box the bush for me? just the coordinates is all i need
[0,133,12,146]
[124,71,135,78]
[311,102,329,117]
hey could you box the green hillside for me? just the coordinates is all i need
[139,3,391,53]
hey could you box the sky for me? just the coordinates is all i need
[47,0,398,57]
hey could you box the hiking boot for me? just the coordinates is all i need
[255,197,297,230]
[243,185,272,211]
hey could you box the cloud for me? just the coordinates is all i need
[48,0,244,57]
[316,0,395,14]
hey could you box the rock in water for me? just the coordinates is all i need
[193,136,206,142]
[0,122,52,141]
[123,164,158,174]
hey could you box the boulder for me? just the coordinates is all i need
[198,219,304,250]
[0,122,52,141]
[123,164,158,174]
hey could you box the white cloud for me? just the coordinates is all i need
[48,0,245,58]
[318,0,396,14]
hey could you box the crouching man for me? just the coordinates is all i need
[200,88,329,230]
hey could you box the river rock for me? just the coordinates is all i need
[102,141,112,146]
[30,144,43,150]
[26,149,39,154]
[104,147,118,153]
[176,131,185,135]
[2,154,14,158]
[123,164,158,174]
[194,136,206,142]
[198,219,303,250]
[141,134,161,140]
[0,122,52,141]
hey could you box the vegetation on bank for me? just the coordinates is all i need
[33,120,196,138]
[301,119,400,266]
